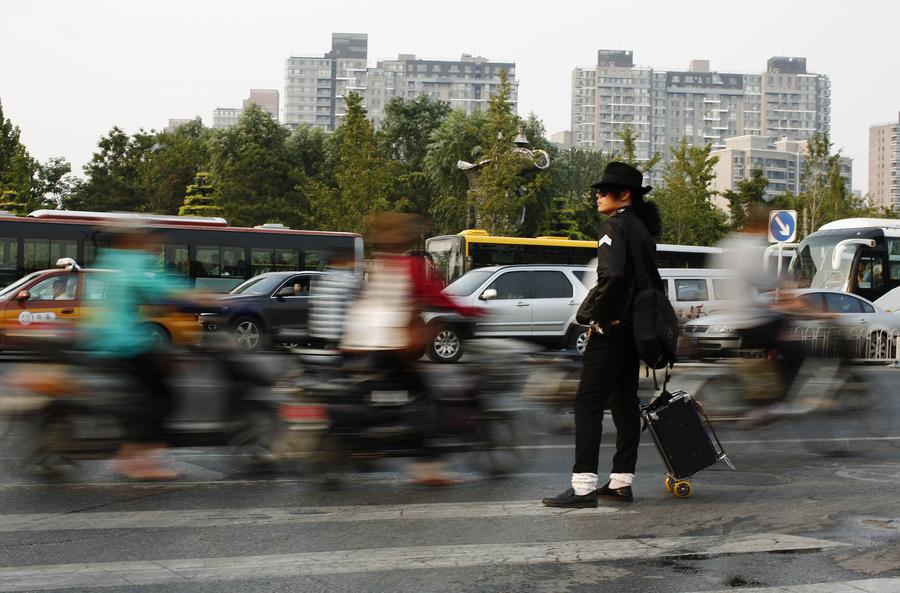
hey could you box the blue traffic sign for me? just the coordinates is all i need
[768,210,797,243]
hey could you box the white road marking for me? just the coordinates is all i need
[0,501,622,532]
[0,533,842,592]
[689,577,900,593]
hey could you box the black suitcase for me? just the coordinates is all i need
[641,390,733,498]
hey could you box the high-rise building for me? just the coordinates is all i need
[212,88,280,130]
[164,118,195,134]
[284,33,368,130]
[710,135,852,208]
[364,54,517,127]
[212,107,243,130]
[244,89,280,122]
[869,114,900,210]
[571,51,831,183]
[284,34,517,130]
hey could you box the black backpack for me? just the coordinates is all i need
[625,222,678,370]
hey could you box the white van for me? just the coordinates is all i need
[658,268,738,323]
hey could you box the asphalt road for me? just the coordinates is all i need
[0,358,898,593]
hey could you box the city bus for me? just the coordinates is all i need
[790,217,900,304]
[0,210,363,291]
[425,229,724,284]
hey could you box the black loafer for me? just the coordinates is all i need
[596,481,634,502]
[542,487,598,508]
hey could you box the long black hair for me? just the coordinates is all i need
[631,195,662,238]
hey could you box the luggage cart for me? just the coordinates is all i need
[641,390,734,498]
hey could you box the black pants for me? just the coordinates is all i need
[572,331,641,475]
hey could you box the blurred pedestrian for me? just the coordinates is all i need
[543,162,662,507]
[81,226,183,480]
[307,253,361,349]
[340,212,481,486]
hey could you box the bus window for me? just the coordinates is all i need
[50,240,77,264]
[888,240,900,282]
[275,249,298,272]
[302,249,330,270]
[24,239,50,273]
[855,256,883,291]
[0,237,17,286]
[251,249,273,275]
[165,245,189,277]
[195,246,221,277]
[221,247,245,277]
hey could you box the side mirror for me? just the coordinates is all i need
[15,290,30,302]
[479,288,497,301]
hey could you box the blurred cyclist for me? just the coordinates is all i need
[340,212,482,486]
[81,226,184,480]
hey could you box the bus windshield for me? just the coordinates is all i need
[793,234,860,291]
[425,236,463,284]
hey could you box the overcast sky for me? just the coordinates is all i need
[2,0,897,194]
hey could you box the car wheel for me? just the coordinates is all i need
[568,325,589,354]
[233,317,264,351]
[427,325,463,363]
[142,323,171,350]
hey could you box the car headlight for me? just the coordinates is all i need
[709,326,735,334]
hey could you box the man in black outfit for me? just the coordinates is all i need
[543,162,663,507]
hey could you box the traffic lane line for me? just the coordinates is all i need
[688,577,900,593]
[0,501,623,532]
[0,533,844,592]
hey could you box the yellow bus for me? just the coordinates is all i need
[425,230,723,284]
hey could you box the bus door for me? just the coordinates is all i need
[476,270,531,336]
[852,249,887,303]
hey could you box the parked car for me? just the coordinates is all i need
[683,289,900,360]
[423,265,591,363]
[0,261,199,351]
[199,271,324,350]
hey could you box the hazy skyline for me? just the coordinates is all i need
[2,0,897,194]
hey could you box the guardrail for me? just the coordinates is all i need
[792,325,900,365]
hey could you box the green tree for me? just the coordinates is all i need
[143,118,211,215]
[0,190,27,215]
[544,147,612,240]
[614,123,661,174]
[178,172,222,217]
[301,93,399,233]
[722,168,769,230]
[208,104,300,227]
[64,127,157,212]
[0,100,38,201]
[469,70,545,235]
[285,124,330,182]
[378,95,452,219]
[424,109,486,234]
[653,139,728,246]
[32,157,78,210]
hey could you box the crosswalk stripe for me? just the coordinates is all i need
[688,577,900,593]
[0,533,842,592]
[0,501,623,532]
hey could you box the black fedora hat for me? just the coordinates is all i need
[590,162,652,195]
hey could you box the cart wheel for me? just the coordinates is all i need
[665,477,676,492]
[673,480,692,498]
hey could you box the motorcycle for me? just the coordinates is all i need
[0,343,290,477]
[277,339,542,480]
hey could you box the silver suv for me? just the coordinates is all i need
[424,265,593,363]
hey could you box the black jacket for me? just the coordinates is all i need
[586,207,661,328]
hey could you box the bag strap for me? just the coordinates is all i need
[621,212,658,290]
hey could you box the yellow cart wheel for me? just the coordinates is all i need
[673,480,693,498]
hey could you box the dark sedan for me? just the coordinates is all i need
[199,271,324,350]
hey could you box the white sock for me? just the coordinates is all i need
[571,472,598,495]
[609,473,634,489]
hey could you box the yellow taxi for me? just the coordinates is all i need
[0,261,200,351]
